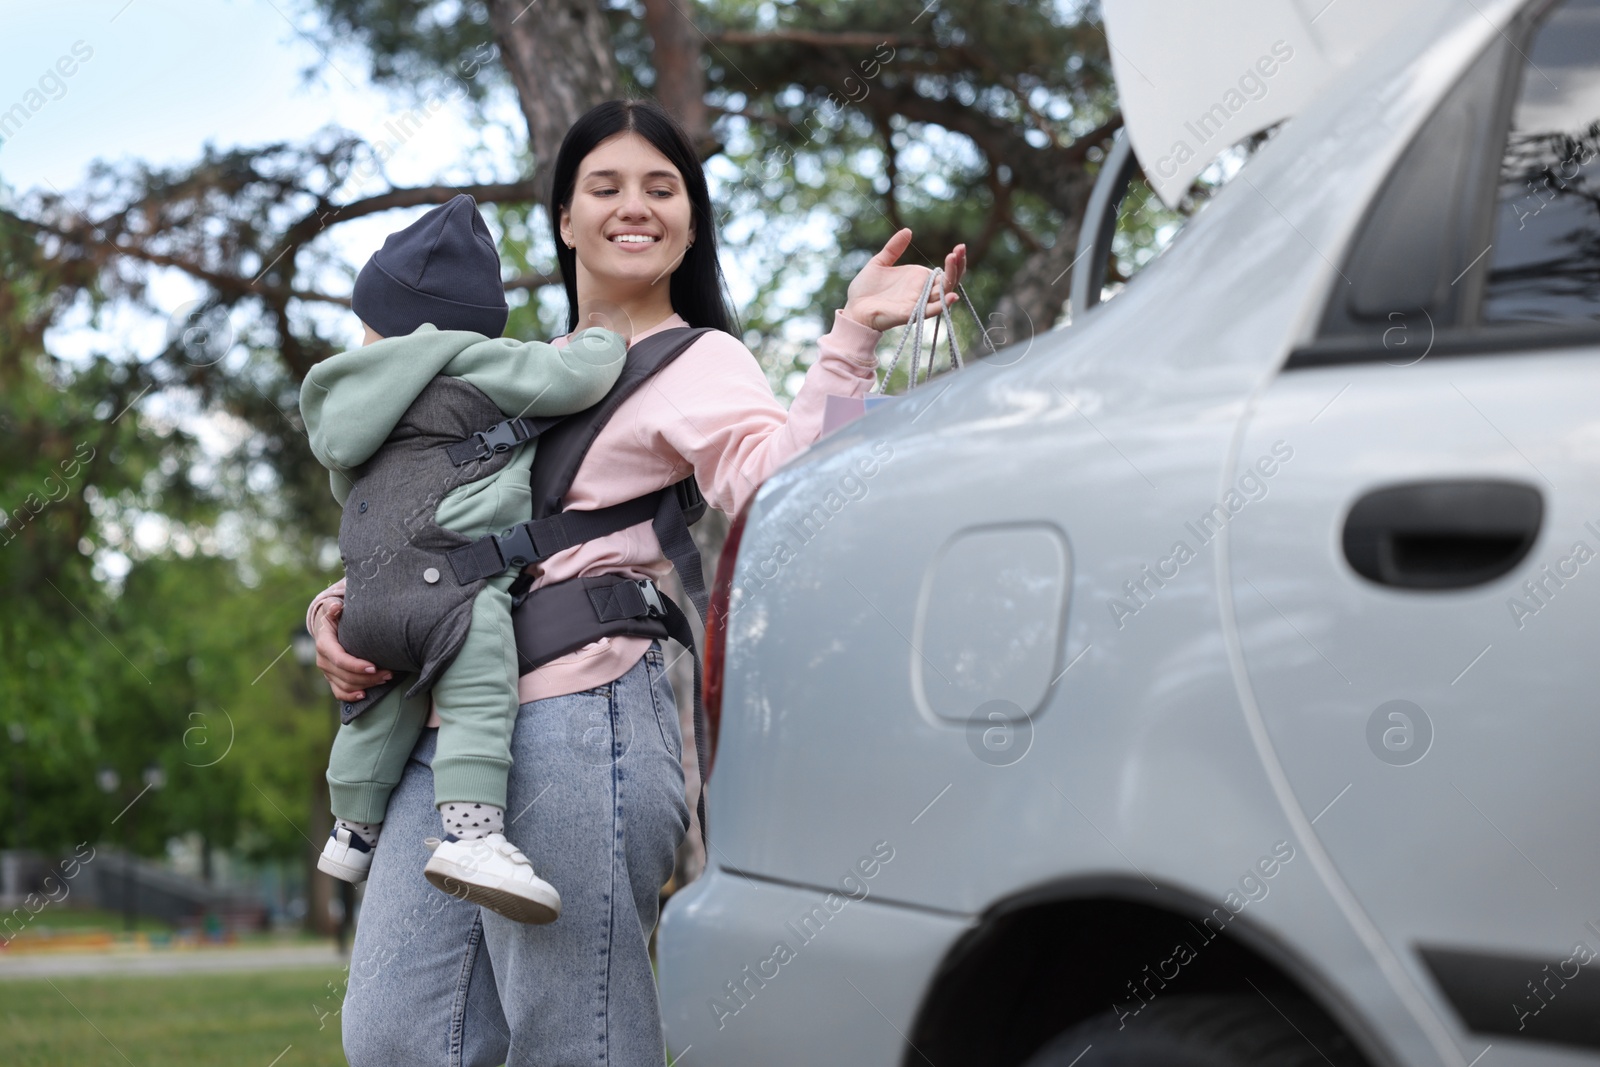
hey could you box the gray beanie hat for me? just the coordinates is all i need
[352,193,509,339]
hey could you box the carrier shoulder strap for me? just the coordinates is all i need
[503,325,717,853]
[527,327,711,520]
[441,327,712,470]
[529,325,713,622]
[444,327,714,621]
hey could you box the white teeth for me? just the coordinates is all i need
[610,234,657,243]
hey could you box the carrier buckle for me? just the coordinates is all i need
[470,420,523,460]
[636,580,666,618]
[492,523,538,569]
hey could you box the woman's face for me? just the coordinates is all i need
[560,131,695,306]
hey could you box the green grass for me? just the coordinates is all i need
[2,967,350,1067]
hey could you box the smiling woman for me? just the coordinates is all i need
[308,97,968,1067]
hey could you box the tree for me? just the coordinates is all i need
[0,211,348,935]
[2,0,1132,598]
[310,0,1126,332]
[1,0,1157,890]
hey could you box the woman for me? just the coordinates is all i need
[309,98,966,1066]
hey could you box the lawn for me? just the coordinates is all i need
[3,967,350,1067]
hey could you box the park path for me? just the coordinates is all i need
[0,943,345,980]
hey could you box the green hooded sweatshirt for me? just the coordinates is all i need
[299,324,626,538]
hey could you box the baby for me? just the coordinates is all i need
[298,194,625,923]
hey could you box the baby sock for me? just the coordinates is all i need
[440,802,505,840]
[335,818,381,847]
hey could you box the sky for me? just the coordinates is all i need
[0,0,497,202]
[0,0,533,357]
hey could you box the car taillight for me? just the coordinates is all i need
[701,499,752,779]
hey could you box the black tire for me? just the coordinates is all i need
[1020,993,1368,1067]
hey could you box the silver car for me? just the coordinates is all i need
[659,0,1600,1063]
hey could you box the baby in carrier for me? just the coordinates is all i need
[299,194,625,923]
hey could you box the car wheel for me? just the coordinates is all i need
[1020,994,1367,1067]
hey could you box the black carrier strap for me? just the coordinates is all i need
[511,574,670,672]
[526,328,712,524]
[442,413,566,467]
[475,326,718,848]
[446,488,666,585]
[445,328,713,588]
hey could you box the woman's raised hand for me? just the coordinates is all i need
[313,600,393,703]
[841,229,967,333]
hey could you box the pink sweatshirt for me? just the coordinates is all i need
[307,309,882,724]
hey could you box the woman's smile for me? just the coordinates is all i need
[606,228,662,250]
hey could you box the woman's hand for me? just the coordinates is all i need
[841,229,967,332]
[313,600,392,703]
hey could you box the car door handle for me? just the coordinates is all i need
[1342,480,1543,590]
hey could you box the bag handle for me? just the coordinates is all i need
[870,267,998,395]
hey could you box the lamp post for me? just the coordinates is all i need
[293,625,353,954]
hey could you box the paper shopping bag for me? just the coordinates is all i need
[820,266,995,438]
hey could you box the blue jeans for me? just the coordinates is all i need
[341,643,691,1067]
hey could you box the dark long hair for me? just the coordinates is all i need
[550,99,735,335]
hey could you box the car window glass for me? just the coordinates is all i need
[1312,36,1509,345]
[1481,0,1600,326]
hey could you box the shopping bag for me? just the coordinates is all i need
[820,266,995,436]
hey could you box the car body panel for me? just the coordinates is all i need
[658,868,970,1064]
[1228,350,1600,1050]
[656,0,1592,1063]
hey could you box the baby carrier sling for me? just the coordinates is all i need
[443,327,715,845]
[335,375,525,725]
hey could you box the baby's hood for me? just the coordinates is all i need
[299,325,481,475]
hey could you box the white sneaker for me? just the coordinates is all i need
[423,832,561,925]
[317,826,375,883]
